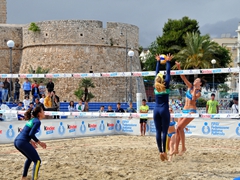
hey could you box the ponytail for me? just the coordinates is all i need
[155,76,166,92]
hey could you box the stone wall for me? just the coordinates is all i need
[0,19,146,102]
[0,25,22,74]
[19,20,146,102]
[0,0,6,24]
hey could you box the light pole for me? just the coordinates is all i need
[7,40,15,103]
[128,50,134,103]
[120,27,128,102]
[211,59,216,92]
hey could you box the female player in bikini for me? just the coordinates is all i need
[172,61,205,156]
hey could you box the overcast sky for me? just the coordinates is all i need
[6,0,240,47]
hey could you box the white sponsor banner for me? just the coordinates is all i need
[54,120,77,139]
[2,118,240,144]
[0,67,238,79]
[115,118,140,135]
[148,119,156,136]
[185,119,240,139]
[0,121,24,143]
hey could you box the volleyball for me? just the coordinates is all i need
[159,54,167,64]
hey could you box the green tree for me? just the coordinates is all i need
[142,16,231,85]
[143,17,200,75]
[74,78,95,102]
[173,32,231,83]
[28,65,49,84]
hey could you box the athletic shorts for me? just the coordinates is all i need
[140,119,148,123]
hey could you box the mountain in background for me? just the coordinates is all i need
[200,17,240,38]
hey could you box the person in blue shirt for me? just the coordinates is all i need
[153,53,173,161]
[126,102,136,113]
[22,78,31,97]
[14,106,46,180]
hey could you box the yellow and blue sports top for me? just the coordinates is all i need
[15,118,41,142]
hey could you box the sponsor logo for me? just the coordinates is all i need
[110,72,117,77]
[88,123,97,131]
[67,124,77,133]
[236,123,240,136]
[6,125,15,139]
[58,122,65,135]
[211,114,220,119]
[132,72,141,76]
[0,74,8,78]
[170,72,176,75]
[99,120,105,132]
[80,121,86,134]
[80,73,88,77]
[44,126,55,134]
[53,74,60,78]
[107,123,114,131]
[131,113,140,118]
[18,127,23,132]
[201,70,212,74]
[79,112,87,117]
[202,122,210,135]
[174,113,182,118]
[73,74,81,78]
[115,120,122,131]
[141,72,149,76]
[101,73,110,77]
[45,74,53,78]
[175,70,183,75]
[201,114,211,118]
[19,74,27,78]
[213,69,221,73]
[108,113,116,117]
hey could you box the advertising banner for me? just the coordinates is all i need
[1,118,240,144]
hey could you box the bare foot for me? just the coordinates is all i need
[178,148,187,156]
[169,150,179,156]
[160,153,165,161]
[162,152,168,161]
[168,155,173,162]
[21,177,30,180]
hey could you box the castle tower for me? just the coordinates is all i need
[0,0,6,24]
[19,20,146,102]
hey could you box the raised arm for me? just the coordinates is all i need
[165,53,174,87]
[175,61,192,88]
[155,54,161,76]
[165,61,171,87]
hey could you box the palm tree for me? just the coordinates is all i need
[28,65,49,84]
[173,32,219,78]
[74,78,95,102]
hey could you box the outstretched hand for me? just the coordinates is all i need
[166,53,174,61]
[155,54,160,61]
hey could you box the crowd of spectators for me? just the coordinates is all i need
[0,78,60,121]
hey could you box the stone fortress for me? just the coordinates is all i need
[0,0,146,102]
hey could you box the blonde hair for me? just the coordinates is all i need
[155,75,166,92]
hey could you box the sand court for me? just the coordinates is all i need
[1,135,240,180]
